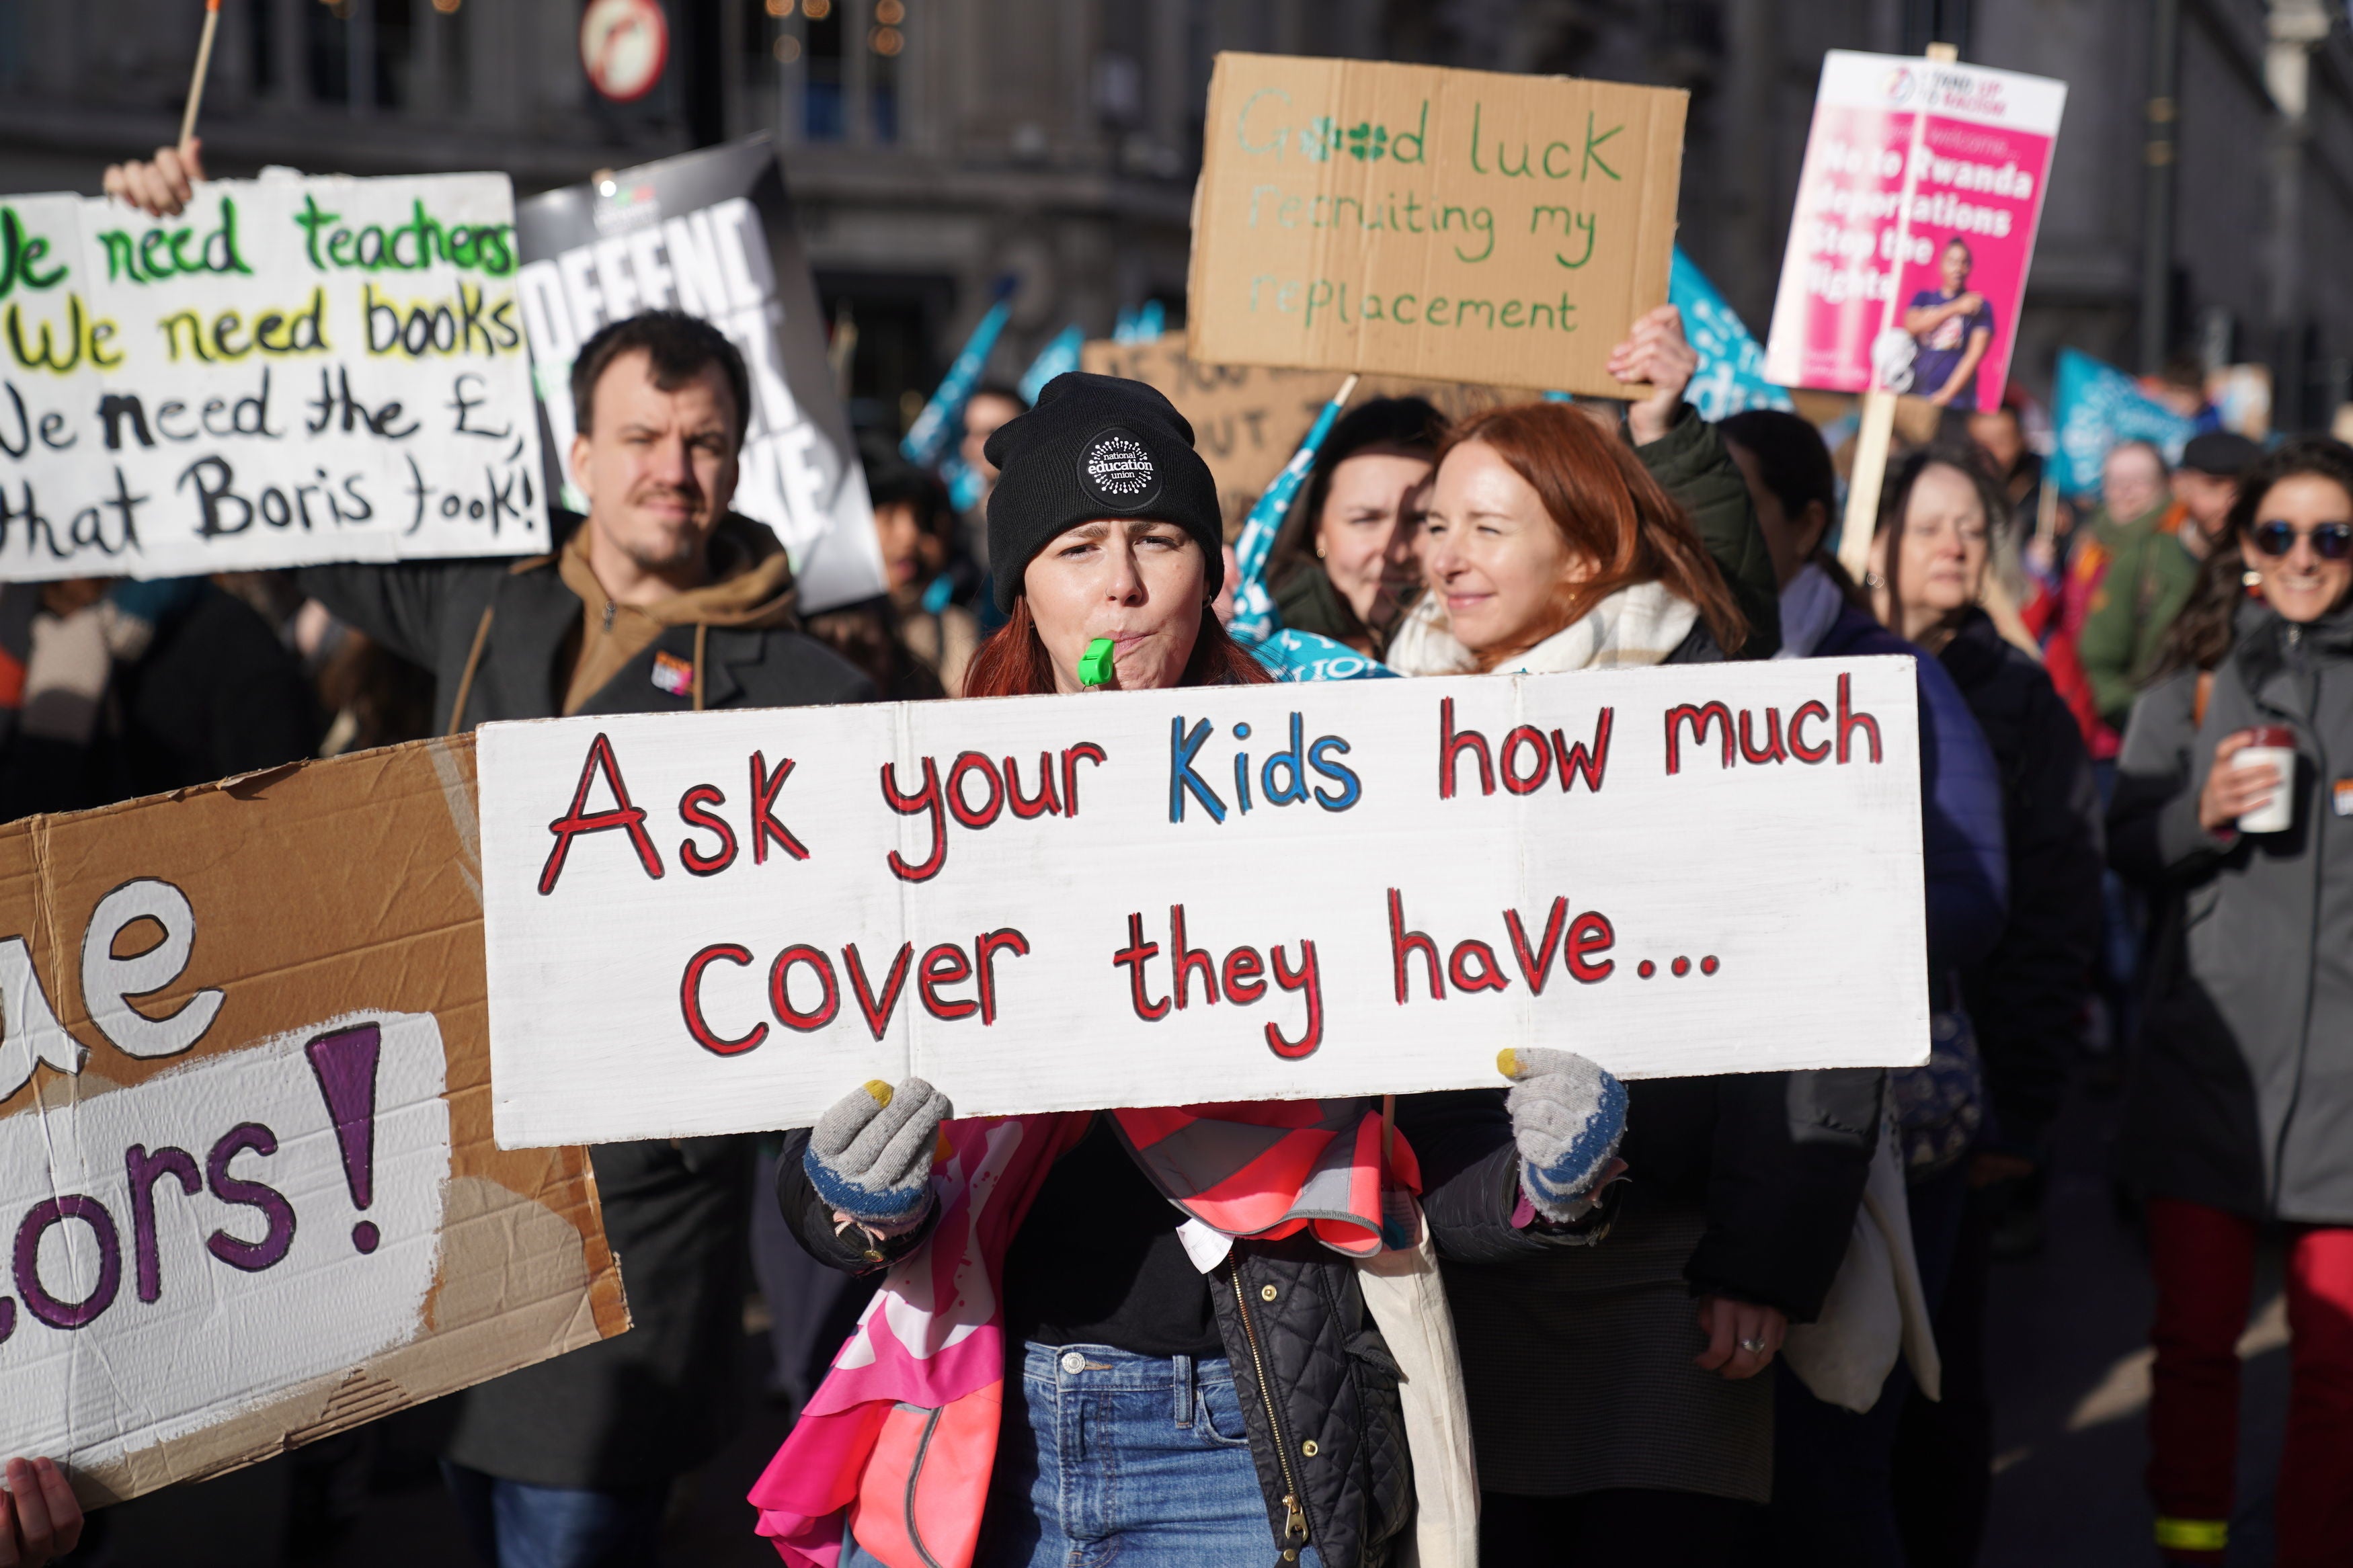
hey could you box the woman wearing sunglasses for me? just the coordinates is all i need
[2109,437,2353,1567]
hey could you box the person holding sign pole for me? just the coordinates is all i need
[1382,393,1876,1563]
[2108,439,2353,1567]
[1869,449,2104,1567]
[755,373,1630,1568]
[1384,306,1781,676]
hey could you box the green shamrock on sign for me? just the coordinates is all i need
[1300,117,1342,161]
[1346,123,1388,161]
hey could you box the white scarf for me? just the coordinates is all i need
[1773,563,1845,660]
[1386,580,1700,676]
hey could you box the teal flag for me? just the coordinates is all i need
[1113,300,1166,343]
[1246,629,1398,683]
[1670,248,1794,422]
[1228,381,1355,647]
[902,285,1015,467]
[1019,325,1084,406]
[2050,348,2198,495]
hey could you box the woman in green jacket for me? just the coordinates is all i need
[1261,397,1445,658]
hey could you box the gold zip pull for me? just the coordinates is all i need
[1283,1493,1308,1541]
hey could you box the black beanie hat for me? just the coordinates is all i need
[982,372,1224,613]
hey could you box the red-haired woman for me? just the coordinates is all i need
[1390,382,1879,1564]
[755,374,1630,1568]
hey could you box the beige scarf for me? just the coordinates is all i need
[1386,579,1700,677]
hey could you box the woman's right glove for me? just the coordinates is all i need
[804,1077,952,1234]
[1500,1047,1628,1222]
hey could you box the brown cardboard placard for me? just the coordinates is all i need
[0,735,625,1507]
[1080,333,1541,532]
[1187,53,1687,397]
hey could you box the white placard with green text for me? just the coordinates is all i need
[0,171,543,579]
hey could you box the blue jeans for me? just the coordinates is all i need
[442,1462,667,1568]
[843,1342,1322,1568]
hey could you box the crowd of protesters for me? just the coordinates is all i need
[4,144,2349,1568]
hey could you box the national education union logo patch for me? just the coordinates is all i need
[1078,426,1160,509]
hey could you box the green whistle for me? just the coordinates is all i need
[1077,637,1115,690]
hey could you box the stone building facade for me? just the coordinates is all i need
[2,0,2349,426]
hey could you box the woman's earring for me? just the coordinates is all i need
[1314,540,1326,559]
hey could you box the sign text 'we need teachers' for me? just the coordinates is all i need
[1187,53,1686,396]
[0,171,543,580]
[481,660,1927,1147]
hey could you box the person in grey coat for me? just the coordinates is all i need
[2108,436,2353,1567]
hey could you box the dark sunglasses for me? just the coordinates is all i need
[2245,520,2353,561]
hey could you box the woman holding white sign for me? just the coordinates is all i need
[2108,438,2353,1567]
[1387,358,1881,1563]
[752,374,1631,1568]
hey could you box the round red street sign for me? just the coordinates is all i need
[580,0,669,103]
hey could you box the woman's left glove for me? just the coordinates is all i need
[804,1077,951,1233]
[1499,1047,1627,1221]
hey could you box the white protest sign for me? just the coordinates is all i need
[4,1012,449,1470]
[513,138,884,613]
[0,171,544,580]
[480,660,1929,1148]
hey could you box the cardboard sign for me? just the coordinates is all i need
[480,659,1929,1148]
[0,173,546,581]
[0,738,624,1504]
[1080,334,1536,528]
[514,137,884,614]
[1762,52,2065,413]
[1187,54,1686,397]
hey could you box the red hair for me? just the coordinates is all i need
[962,598,1274,698]
[1435,403,1749,666]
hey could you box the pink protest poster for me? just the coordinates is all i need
[1762,52,2066,412]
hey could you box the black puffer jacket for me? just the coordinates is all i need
[779,1090,1558,1568]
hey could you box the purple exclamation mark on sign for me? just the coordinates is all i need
[305,1023,383,1255]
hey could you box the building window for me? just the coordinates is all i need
[870,0,902,142]
[803,0,843,141]
[262,0,419,109]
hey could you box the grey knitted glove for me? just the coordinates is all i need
[1501,1047,1628,1223]
[803,1077,951,1227]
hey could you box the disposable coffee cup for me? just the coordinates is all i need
[2235,725,2297,833]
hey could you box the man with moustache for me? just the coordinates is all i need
[301,311,871,1567]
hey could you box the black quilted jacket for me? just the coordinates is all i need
[779,1089,1558,1568]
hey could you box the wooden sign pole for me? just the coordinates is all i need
[1837,389,1898,581]
[178,0,223,149]
[1835,41,1962,587]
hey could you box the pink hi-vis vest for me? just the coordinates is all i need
[748,1101,1419,1567]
